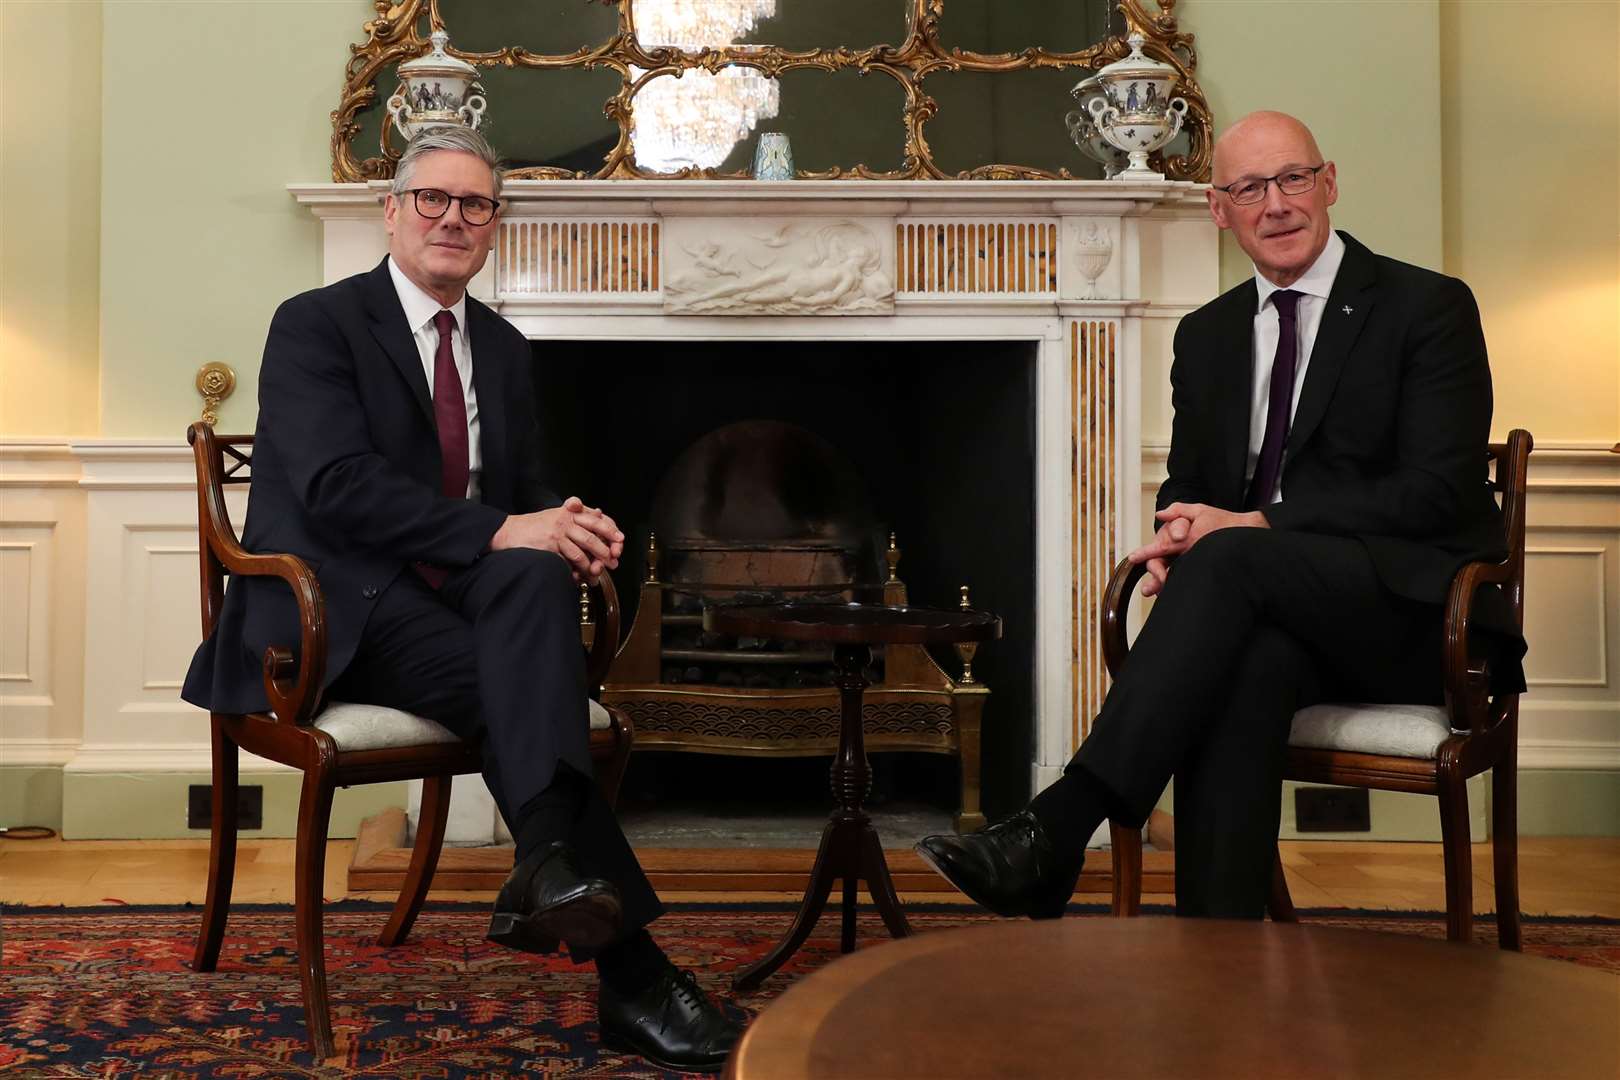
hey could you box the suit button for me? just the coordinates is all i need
[362,585,379,599]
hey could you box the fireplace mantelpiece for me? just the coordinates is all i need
[292,179,1219,842]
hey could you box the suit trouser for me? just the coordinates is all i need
[327,548,664,939]
[1070,527,1443,918]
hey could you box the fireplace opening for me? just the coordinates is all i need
[534,339,1038,838]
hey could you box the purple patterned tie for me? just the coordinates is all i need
[431,310,469,500]
[416,310,466,588]
[1244,289,1302,510]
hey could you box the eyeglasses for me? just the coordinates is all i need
[401,187,500,226]
[1213,164,1327,206]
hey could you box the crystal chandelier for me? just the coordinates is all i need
[636,0,777,51]
[631,0,780,172]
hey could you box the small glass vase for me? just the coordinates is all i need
[752,132,794,180]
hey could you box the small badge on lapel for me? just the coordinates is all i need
[1342,305,1354,315]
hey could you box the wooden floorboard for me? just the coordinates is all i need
[3,833,1616,916]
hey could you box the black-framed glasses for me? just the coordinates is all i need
[402,187,500,225]
[1213,164,1327,206]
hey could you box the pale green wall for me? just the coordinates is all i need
[1178,0,1445,291]
[1,1,103,436]
[96,0,366,437]
[1440,0,1619,443]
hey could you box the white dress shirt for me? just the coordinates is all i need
[387,256,481,500]
[1245,230,1346,503]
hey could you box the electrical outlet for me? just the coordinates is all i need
[187,784,264,830]
[1294,786,1370,832]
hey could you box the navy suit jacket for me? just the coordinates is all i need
[182,258,558,714]
[1159,231,1525,685]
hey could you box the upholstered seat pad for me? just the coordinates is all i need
[312,698,613,752]
[1288,703,1456,760]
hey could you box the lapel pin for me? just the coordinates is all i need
[1342,305,1354,315]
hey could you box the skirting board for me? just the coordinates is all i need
[346,809,1177,896]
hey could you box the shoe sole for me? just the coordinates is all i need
[486,892,623,954]
[599,1029,727,1074]
[913,842,1027,919]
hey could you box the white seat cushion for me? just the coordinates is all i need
[313,698,614,753]
[1288,703,1457,760]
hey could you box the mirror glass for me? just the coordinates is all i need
[937,0,1112,56]
[631,0,909,53]
[442,0,620,53]
[925,67,1107,178]
[632,66,905,175]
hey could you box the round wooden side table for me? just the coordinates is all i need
[704,602,1001,991]
[725,919,1620,1079]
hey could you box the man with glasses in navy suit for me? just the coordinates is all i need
[919,111,1523,921]
[184,125,740,1073]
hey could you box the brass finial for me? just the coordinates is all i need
[578,583,592,626]
[646,531,660,583]
[955,584,977,683]
[195,362,236,427]
[885,532,901,584]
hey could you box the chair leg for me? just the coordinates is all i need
[192,715,239,972]
[1491,739,1522,951]
[596,709,633,809]
[1267,847,1299,924]
[379,774,452,947]
[295,765,338,1058]
[1109,822,1142,916]
[1437,765,1475,944]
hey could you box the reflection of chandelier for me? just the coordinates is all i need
[636,0,777,50]
[632,66,780,171]
[631,0,779,171]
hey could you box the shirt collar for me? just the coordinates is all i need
[387,255,467,337]
[1253,230,1345,312]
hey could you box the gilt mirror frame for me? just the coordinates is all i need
[331,0,1212,182]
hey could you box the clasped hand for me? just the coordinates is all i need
[1126,502,1268,597]
[490,496,624,583]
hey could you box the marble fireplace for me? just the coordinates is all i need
[292,178,1219,842]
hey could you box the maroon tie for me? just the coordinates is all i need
[1244,289,1302,510]
[416,310,467,589]
[432,309,469,499]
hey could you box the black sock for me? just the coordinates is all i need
[595,929,669,996]
[513,765,589,864]
[1027,766,1114,859]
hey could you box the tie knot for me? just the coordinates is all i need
[433,309,456,337]
[1271,290,1302,319]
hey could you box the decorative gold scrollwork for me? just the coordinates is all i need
[331,0,1211,183]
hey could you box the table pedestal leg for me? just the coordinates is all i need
[733,644,912,992]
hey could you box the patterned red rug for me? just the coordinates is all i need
[3,901,1615,1078]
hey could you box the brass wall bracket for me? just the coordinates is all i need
[195,362,236,427]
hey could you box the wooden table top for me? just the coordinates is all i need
[705,602,1002,645]
[726,919,1620,1079]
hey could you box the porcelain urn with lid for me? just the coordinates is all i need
[388,29,487,141]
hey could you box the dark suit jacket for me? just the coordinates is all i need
[182,258,559,714]
[1159,231,1525,688]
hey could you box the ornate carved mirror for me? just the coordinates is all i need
[333,0,1210,182]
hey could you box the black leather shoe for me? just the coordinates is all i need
[915,810,1082,919]
[486,841,623,954]
[599,966,744,1074]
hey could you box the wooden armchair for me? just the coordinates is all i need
[185,422,635,1057]
[1104,431,1532,948]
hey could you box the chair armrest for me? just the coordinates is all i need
[1101,558,1149,679]
[1441,558,1513,731]
[207,526,328,727]
[584,572,622,692]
